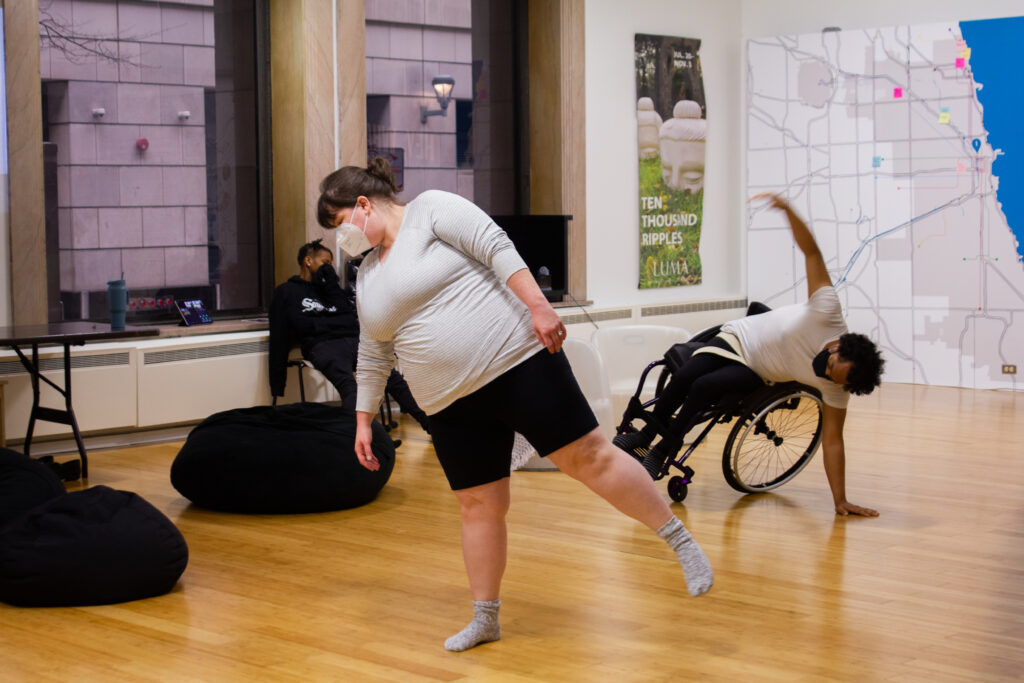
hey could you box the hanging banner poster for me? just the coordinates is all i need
[634,34,706,288]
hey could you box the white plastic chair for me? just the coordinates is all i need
[563,337,615,440]
[512,337,616,471]
[590,324,691,421]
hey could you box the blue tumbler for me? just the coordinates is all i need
[107,279,127,330]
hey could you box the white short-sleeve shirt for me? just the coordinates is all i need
[722,287,850,409]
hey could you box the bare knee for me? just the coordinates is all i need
[454,479,510,523]
[549,429,620,481]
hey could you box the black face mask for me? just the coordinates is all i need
[812,348,833,380]
[313,262,339,287]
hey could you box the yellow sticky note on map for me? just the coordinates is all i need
[961,48,971,59]
[939,112,951,124]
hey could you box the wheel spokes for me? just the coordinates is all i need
[733,395,821,490]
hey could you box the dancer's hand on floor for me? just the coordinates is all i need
[835,500,879,517]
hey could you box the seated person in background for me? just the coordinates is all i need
[614,192,884,517]
[269,239,431,432]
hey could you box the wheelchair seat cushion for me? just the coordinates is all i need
[170,403,396,513]
[0,447,66,530]
[663,341,707,375]
[0,486,188,607]
[662,302,774,374]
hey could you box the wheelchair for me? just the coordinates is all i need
[613,307,824,503]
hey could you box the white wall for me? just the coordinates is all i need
[584,0,745,309]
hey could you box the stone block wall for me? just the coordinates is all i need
[42,0,214,300]
[365,0,472,201]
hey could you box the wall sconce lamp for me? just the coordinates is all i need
[420,75,455,124]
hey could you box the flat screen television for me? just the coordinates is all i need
[491,215,570,303]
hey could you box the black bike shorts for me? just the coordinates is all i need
[429,349,598,490]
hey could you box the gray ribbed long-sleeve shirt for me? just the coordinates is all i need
[354,190,542,416]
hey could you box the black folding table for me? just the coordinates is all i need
[0,323,159,479]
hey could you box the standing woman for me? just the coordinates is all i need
[318,159,713,652]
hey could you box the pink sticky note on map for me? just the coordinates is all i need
[893,87,903,98]
[956,57,965,68]
[957,160,966,174]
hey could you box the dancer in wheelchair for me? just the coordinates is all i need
[614,192,884,517]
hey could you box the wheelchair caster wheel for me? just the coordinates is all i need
[667,476,688,502]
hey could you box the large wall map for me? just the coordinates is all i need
[747,16,1023,390]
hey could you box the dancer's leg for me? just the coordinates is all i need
[548,429,712,596]
[305,337,360,410]
[641,364,764,476]
[385,370,431,432]
[445,478,509,651]
[452,478,510,601]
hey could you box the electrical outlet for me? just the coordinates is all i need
[1002,364,1017,375]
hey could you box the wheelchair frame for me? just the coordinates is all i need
[615,332,825,503]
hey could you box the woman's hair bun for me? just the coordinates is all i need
[367,157,400,193]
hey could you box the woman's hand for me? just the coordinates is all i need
[506,269,567,353]
[530,301,567,353]
[354,411,380,471]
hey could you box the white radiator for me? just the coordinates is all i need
[0,345,138,438]
[0,331,339,442]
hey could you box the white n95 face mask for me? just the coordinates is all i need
[336,207,373,257]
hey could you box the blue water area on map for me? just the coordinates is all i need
[960,16,1024,262]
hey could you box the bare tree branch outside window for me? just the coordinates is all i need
[38,4,171,68]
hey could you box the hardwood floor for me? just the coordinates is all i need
[1,383,1021,681]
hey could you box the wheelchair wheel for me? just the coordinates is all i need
[667,476,688,502]
[722,388,823,493]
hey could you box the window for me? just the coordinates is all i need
[39,0,271,324]
[364,0,528,215]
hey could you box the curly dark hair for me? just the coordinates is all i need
[296,238,330,267]
[837,332,884,395]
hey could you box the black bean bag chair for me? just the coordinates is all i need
[170,403,396,513]
[0,486,189,607]
[0,447,66,529]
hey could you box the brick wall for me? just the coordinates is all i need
[364,0,472,200]
[42,0,214,297]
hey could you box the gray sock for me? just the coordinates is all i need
[444,599,501,652]
[657,517,713,596]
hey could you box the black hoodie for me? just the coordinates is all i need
[268,265,359,396]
